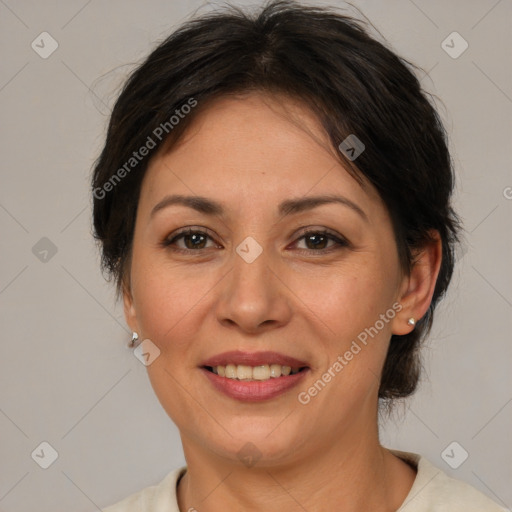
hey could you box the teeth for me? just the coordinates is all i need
[253,365,270,380]
[225,364,237,379]
[270,364,282,378]
[236,365,253,380]
[282,366,291,376]
[210,364,301,381]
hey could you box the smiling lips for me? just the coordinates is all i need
[200,350,310,401]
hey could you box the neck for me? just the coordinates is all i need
[177,421,416,511]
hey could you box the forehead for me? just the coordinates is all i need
[140,92,382,217]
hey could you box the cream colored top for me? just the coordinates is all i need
[103,451,507,511]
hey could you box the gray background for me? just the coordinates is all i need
[0,0,511,510]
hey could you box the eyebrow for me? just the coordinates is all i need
[150,193,368,222]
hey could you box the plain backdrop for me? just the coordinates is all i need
[0,1,511,510]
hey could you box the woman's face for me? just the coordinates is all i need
[124,92,411,465]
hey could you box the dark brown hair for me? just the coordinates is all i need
[91,0,462,401]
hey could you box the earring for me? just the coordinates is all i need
[130,331,139,347]
[407,318,416,327]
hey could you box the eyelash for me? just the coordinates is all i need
[161,227,350,255]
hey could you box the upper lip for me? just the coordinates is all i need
[201,351,309,368]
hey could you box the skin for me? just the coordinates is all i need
[123,91,442,511]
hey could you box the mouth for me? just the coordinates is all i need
[200,351,310,402]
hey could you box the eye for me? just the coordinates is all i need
[292,229,349,253]
[161,227,350,254]
[161,228,220,252]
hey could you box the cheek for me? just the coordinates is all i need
[131,260,209,350]
[296,264,398,403]
[132,265,208,423]
[295,262,395,340]
[299,274,394,406]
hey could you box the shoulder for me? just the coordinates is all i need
[102,466,186,512]
[392,450,507,512]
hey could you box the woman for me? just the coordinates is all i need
[93,1,505,510]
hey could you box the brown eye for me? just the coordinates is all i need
[294,230,349,253]
[179,232,209,249]
[162,228,218,252]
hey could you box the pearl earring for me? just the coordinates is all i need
[130,331,139,347]
[407,318,416,326]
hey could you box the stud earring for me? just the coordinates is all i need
[407,318,416,327]
[130,331,139,347]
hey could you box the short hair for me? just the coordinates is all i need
[91,0,462,402]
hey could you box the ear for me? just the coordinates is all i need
[391,230,443,336]
[122,279,140,334]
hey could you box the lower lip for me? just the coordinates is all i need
[201,367,309,402]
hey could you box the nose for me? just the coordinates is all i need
[214,244,293,334]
